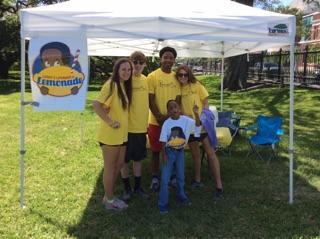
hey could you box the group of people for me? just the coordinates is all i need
[92,47,223,213]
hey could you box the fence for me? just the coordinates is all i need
[200,47,320,87]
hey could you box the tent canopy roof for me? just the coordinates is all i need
[20,0,296,58]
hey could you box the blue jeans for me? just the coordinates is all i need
[158,148,188,211]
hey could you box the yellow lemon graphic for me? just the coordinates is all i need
[167,137,185,148]
[33,66,85,97]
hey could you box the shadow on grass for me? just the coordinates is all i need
[67,171,108,239]
[67,170,161,238]
[67,147,320,238]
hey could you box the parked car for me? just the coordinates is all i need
[253,62,279,78]
[254,62,278,72]
[192,66,203,73]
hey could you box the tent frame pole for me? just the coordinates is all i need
[289,43,294,204]
[20,38,26,208]
[220,41,225,112]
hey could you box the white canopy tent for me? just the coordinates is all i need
[20,0,296,206]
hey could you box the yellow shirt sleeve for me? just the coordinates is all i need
[96,81,113,107]
[147,71,156,95]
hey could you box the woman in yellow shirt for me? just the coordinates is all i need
[93,58,132,211]
[176,64,224,199]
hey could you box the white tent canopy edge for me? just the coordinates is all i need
[20,0,296,57]
[19,0,296,207]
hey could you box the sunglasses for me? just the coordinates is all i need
[177,73,188,78]
[133,60,145,65]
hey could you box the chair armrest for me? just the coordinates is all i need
[243,123,257,132]
[277,128,283,136]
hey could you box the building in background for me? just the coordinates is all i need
[293,0,320,44]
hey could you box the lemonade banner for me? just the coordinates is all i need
[28,37,88,111]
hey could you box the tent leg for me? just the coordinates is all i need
[220,42,225,112]
[20,38,26,208]
[289,43,295,204]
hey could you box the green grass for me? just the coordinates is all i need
[0,74,319,238]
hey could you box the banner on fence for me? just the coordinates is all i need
[28,37,88,111]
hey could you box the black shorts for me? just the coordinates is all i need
[125,132,147,163]
[99,141,128,147]
[188,133,208,143]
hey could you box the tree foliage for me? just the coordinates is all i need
[224,0,303,91]
[303,0,320,7]
[0,0,66,78]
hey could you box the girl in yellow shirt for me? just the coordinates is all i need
[176,64,224,199]
[93,58,132,211]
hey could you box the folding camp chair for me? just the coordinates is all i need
[201,110,241,163]
[215,111,241,155]
[245,115,283,163]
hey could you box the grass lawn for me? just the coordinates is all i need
[0,74,319,238]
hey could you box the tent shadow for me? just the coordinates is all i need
[67,170,108,238]
[67,169,158,238]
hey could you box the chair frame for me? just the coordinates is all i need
[245,115,283,163]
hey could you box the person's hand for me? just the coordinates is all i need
[193,104,199,114]
[111,121,120,128]
[156,114,167,126]
[107,119,120,129]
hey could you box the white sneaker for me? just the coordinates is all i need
[104,197,128,211]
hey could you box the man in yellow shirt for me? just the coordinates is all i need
[147,47,181,192]
[120,51,150,201]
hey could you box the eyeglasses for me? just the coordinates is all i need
[133,60,145,65]
[177,73,188,78]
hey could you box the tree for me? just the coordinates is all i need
[0,0,66,78]
[276,6,303,40]
[303,0,320,7]
[223,0,254,91]
[223,0,301,91]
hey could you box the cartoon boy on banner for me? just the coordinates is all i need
[32,42,85,97]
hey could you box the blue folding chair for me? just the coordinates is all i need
[245,115,283,163]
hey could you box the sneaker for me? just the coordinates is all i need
[191,180,204,189]
[159,205,169,214]
[177,197,192,206]
[104,198,128,211]
[150,177,160,192]
[213,188,224,200]
[120,190,132,202]
[134,187,150,200]
[114,197,129,208]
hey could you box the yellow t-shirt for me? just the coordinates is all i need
[181,81,209,119]
[96,80,129,145]
[147,68,181,126]
[129,74,149,133]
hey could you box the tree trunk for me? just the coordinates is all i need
[224,54,248,90]
[223,0,253,91]
[0,59,11,79]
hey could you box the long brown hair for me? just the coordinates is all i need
[176,64,197,84]
[108,58,132,109]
